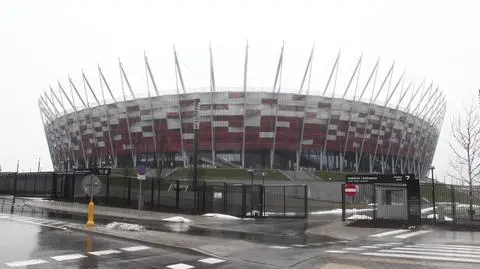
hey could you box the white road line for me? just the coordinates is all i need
[370,229,410,237]
[394,230,431,239]
[199,258,225,264]
[392,247,480,255]
[413,243,480,249]
[380,249,479,259]
[291,244,308,247]
[382,242,404,245]
[5,259,48,267]
[121,246,151,252]
[361,252,480,264]
[166,263,195,269]
[88,249,122,256]
[325,250,349,253]
[344,248,364,251]
[51,254,87,261]
[360,245,380,249]
[49,222,66,226]
[268,246,291,249]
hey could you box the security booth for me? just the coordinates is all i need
[342,174,421,227]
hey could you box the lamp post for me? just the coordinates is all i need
[430,166,436,223]
[262,172,266,185]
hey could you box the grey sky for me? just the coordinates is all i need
[0,0,478,182]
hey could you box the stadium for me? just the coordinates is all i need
[38,46,445,178]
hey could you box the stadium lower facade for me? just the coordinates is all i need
[40,89,444,176]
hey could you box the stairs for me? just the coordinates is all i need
[281,170,318,181]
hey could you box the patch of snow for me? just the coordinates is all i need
[445,216,453,222]
[310,208,373,215]
[421,207,434,213]
[162,216,192,223]
[164,223,190,232]
[426,214,438,219]
[105,222,145,231]
[426,214,453,222]
[245,211,297,217]
[202,213,240,220]
[346,214,372,220]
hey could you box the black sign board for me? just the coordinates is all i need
[73,168,111,176]
[345,174,416,184]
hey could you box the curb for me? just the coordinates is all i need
[66,224,223,259]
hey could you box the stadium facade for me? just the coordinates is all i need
[38,45,446,177]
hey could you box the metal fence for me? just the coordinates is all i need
[0,172,308,218]
[341,182,480,227]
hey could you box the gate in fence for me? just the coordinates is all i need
[342,174,420,227]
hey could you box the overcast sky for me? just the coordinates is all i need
[0,0,478,182]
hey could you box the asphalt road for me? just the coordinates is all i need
[0,215,269,269]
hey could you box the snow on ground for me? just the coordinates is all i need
[421,207,434,213]
[346,214,372,220]
[202,213,240,220]
[426,214,453,222]
[105,222,145,231]
[310,208,373,215]
[162,216,192,223]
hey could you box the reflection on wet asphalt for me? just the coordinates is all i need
[0,215,268,269]
[40,210,339,246]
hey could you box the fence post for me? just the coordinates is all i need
[242,184,246,217]
[224,182,228,214]
[451,185,456,225]
[71,172,76,202]
[10,173,18,214]
[283,185,286,217]
[259,185,264,217]
[33,174,37,196]
[176,180,180,209]
[126,169,131,206]
[341,183,346,221]
[202,181,207,214]
[157,179,161,209]
[304,184,308,219]
[51,173,57,199]
[373,184,377,222]
[150,177,154,210]
[106,174,110,206]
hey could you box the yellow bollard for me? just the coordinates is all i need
[86,200,95,228]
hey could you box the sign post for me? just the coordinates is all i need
[137,165,147,213]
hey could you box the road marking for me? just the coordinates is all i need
[88,249,122,256]
[49,222,66,226]
[199,258,225,264]
[121,246,151,252]
[362,252,480,263]
[51,253,87,261]
[166,263,194,269]
[369,229,409,237]
[394,230,431,239]
[381,249,479,258]
[412,243,480,249]
[6,259,48,267]
[360,245,380,249]
[344,248,364,251]
[291,244,308,247]
[268,246,291,249]
[392,247,480,255]
[325,250,349,253]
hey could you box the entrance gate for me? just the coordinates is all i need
[342,174,421,227]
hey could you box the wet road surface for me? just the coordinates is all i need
[0,214,270,268]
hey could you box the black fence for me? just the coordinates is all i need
[341,182,480,227]
[0,172,308,218]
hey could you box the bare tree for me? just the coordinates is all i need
[448,101,480,219]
